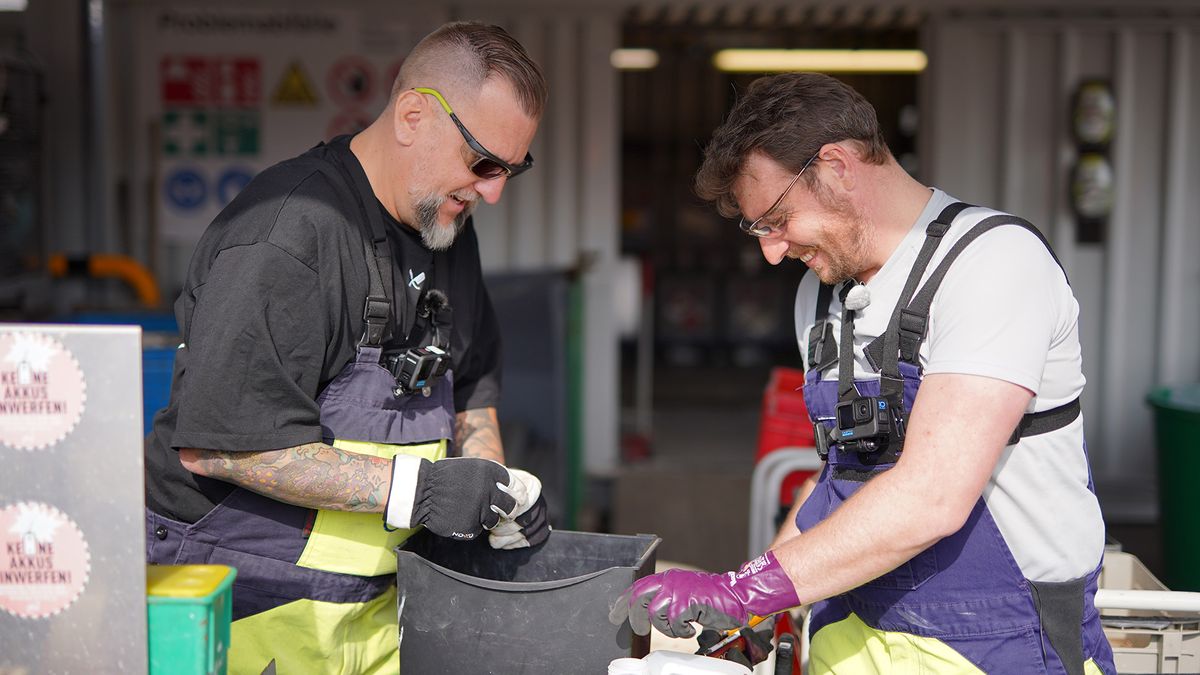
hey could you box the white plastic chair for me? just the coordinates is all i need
[748,447,823,559]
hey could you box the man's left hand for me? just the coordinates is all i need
[608,551,801,638]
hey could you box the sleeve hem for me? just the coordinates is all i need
[170,428,324,453]
[922,361,1040,395]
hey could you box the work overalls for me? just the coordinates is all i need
[794,203,1115,675]
[146,141,451,674]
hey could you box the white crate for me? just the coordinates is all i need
[1098,551,1200,674]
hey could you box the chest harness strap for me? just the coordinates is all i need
[815,202,1081,467]
[319,143,452,351]
[314,151,395,349]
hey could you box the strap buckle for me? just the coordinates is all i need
[808,321,838,374]
[897,308,927,363]
[360,295,391,347]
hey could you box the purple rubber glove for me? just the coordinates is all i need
[609,551,801,638]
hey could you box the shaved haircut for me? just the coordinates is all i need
[393,21,546,118]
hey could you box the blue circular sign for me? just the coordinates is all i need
[164,168,207,211]
[217,167,255,206]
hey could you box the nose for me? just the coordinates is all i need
[473,175,509,205]
[758,236,788,265]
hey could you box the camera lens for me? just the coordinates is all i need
[855,401,872,423]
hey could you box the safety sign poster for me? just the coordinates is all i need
[136,8,429,242]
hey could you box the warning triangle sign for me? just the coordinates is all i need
[273,62,319,106]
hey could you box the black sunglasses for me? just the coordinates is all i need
[414,87,534,180]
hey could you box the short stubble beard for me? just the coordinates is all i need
[808,189,875,285]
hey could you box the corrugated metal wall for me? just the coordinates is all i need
[456,5,624,473]
[923,14,1200,519]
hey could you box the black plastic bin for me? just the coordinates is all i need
[395,529,660,674]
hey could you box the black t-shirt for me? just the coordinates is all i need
[144,136,502,523]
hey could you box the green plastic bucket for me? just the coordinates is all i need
[147,565,236,675]
[1147,383,1200,591]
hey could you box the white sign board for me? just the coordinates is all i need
[0,324,147,673]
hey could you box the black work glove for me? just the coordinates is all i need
[384,456,517,540]
[696,622,775,667]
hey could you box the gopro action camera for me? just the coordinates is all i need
[386,345,450,397]
[816,395,906,458]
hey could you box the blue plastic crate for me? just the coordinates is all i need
[65,313,178,435]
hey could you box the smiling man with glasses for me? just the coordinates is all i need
[143,21,552,675]
[612,73,1114,675]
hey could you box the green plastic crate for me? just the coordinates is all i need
[147,565,236,675]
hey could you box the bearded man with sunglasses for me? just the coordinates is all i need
[143,21,550,673]
[612,73,1115,674]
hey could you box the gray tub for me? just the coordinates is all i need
[396,529,660,674]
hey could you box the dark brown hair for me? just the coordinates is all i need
[695,73,890,218]
[395,21,547,118]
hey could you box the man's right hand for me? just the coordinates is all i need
[385,456,517,540]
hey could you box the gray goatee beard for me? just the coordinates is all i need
[413,193,476,250]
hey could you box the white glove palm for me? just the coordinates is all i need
[489,468,544,549]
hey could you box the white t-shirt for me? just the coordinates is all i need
[794,188,1104,582]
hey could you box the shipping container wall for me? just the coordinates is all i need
[923,15,1200,519]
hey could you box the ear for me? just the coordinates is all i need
[817,142,857,192]
[392,89,425,147]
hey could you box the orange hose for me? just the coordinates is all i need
[47,253,161,308]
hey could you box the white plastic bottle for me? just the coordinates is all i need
[608,657,649,675]
[609,649,753,675]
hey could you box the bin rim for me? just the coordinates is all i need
[395,531,661,593]
[1146,383,1200,413]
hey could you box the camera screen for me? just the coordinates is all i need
[838,402,857,430]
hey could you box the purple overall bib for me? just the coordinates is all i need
[144,344,454,650]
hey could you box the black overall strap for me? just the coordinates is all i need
[307,143,396,351]
[312,160,393,349]
[883,211,1080,444]
[898,213,1066,363]
[328,150,396,348]
[309,136,407,350]
[836,282,860,400]
[358,232,391,348]
[807,282,838,375]
[867,202,972,399]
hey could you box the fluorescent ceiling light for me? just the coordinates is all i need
[0,0,28,10]
[611,48,660,70]
[713,49,927,74]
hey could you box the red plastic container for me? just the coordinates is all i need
[756,367,817,505]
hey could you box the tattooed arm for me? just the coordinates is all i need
[455,406,505,463]
[177,406,506,510]
[178,444,392,512]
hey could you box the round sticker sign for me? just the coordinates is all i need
[327,56,376,107]
[0,502,91,619]
[0,332,87,450]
